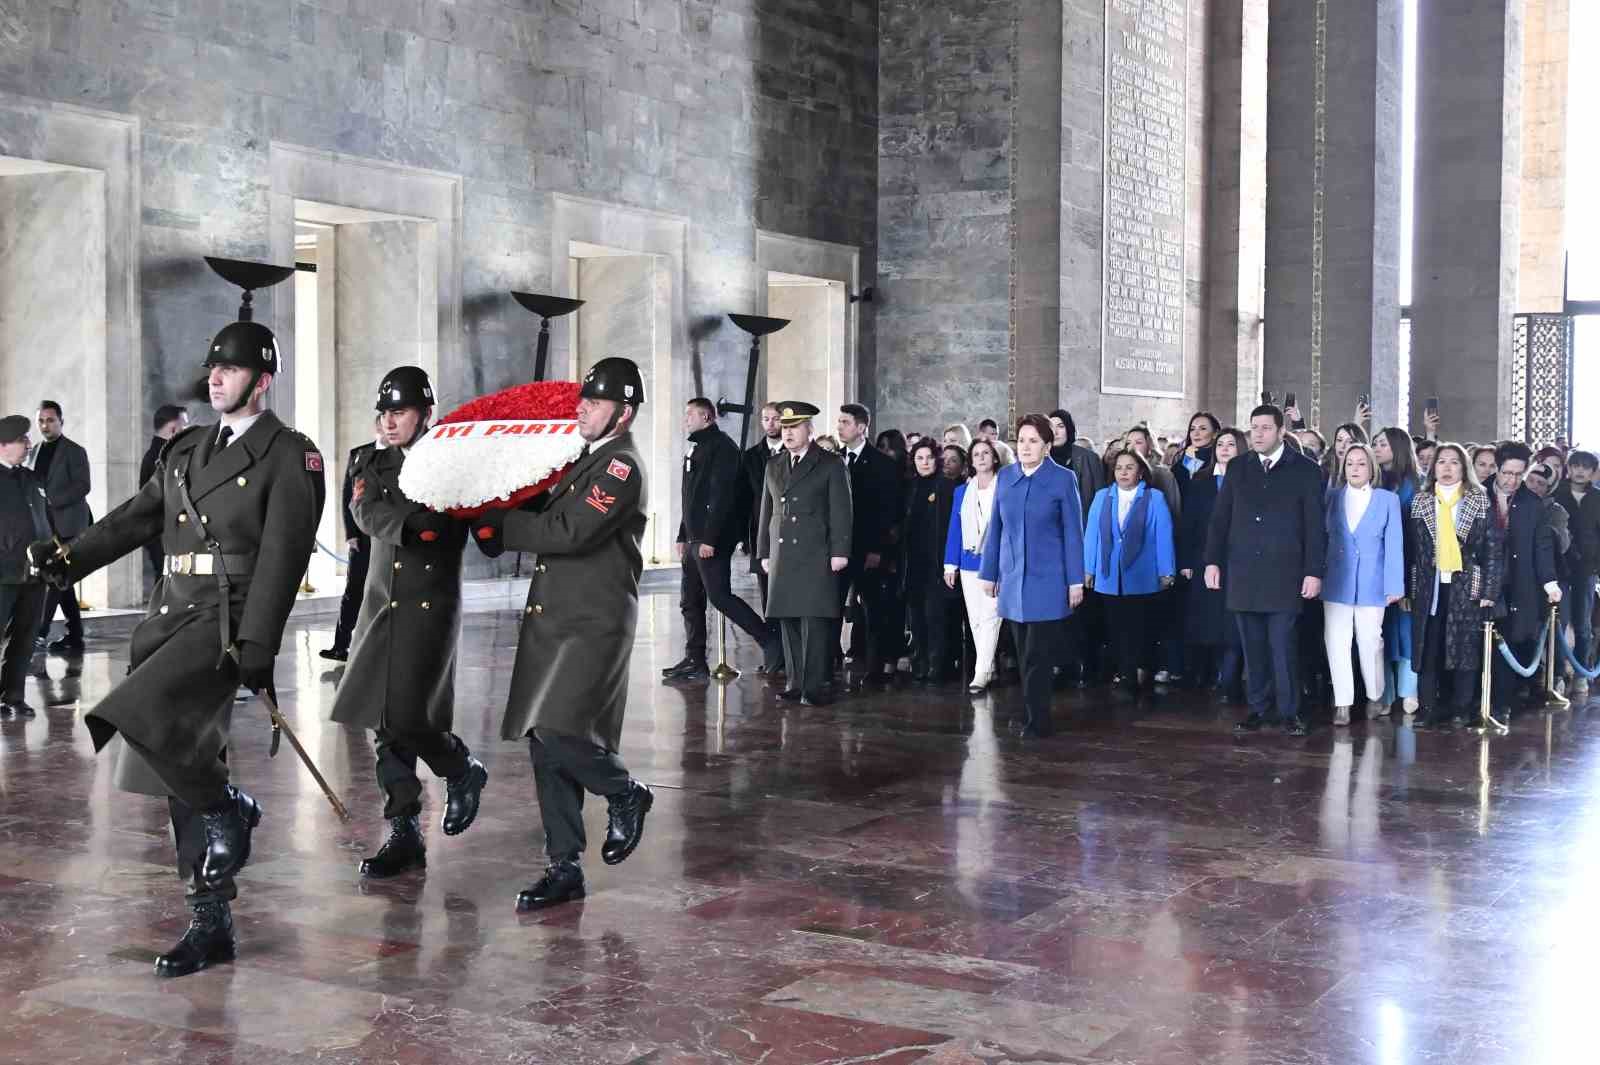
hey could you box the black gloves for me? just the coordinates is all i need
[234,640,275,692]
[402,509,454,545]
[28,540,70,589]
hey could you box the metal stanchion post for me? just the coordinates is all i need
[1545,603,1570,710]
[711,610,739,681]
[1472,618,1509,735]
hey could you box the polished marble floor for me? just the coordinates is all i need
[3,585,1599,1064]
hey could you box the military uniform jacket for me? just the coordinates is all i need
[329,444,467,734]
[0,466,51,584]
[66,412,325,775]
[757,446,852,619]
[498,432,647,750]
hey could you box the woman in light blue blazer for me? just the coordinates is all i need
[978,415,1085,737]
[1083,448,1176,692]
[1322,442,1406,725]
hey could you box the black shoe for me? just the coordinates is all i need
[47,636,85,655]
[777,688,803,702]
[318,647,348,662]
[1286,716,1309,737]
[757,639,785,674]
[517,860,585,911]
[800,692,833,708]
[441,757,488,836]
[660,657,701,679]
[1417,711,1456,732]
[359,815,426,878]
[198,786,261,888]
[666,661,711,682]
[1020,724,1055,739]
[0,700,35,718]
[1233,713,1266,733]
[154,900,235,978]
[601,782,653,865]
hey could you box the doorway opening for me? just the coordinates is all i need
[291,199,439,591]
[765,272,848,421]
[567,240,672,562]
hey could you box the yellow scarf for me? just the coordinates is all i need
[1435,482,1463,575]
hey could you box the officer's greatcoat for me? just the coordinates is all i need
[330,444,467,734]
[64,413,325,788]
[757,446,852,618]
[497,432,647,750]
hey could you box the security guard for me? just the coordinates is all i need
[32,315,325,977]
[473,356,654,910]
[330,367,488,878]
[758,401,852,705]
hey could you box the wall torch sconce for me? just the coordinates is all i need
[510,292,585,381]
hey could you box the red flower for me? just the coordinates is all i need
[435,380,583,518]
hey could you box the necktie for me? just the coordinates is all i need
[791,453,799,469]
[847,451,856,469]
[1262,456,1272,473]
[208,425,233,465]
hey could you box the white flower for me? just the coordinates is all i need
[398,420,586,510]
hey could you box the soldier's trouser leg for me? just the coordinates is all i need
[374,729,470,819]
[0,583,47,702]
[782,617,832,696]
[170,797,237,905]
[528,729,631,862]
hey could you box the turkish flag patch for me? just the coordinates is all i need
[585,484,616,514]
[305,452,324,473]
[606,458,632,482]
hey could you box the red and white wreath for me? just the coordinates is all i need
[397,380,586,518]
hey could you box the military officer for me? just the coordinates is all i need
[758,401,852,705]
[473,356,655,911]
[32,315,325,977]
[0,414,51,717]
[330,367,488,879]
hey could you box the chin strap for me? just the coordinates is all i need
[599,403,633,441]
[224,370,264,415]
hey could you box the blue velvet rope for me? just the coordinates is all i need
[314,539,349,566]
[1557,630,1600,681]
[1495,617,1551,678]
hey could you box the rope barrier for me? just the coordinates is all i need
[1557,630,1600,681]
[314,539,349,566]
[1494,616,1550,678]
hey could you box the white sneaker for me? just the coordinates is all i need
[1334,706,1351,727]
[1154,670,1171,684]
[1402,697,1419,715]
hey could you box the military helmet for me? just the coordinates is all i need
[375,366,435,412]
[202,320,280,376]
[579,357,645,406]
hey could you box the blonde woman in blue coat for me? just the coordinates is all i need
[1083,448,1176,693]
[1322,442,1405,726]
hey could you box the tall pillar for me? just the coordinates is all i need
[1410,0,1522,440]
[1517,0,1568,314]
[1263,0,1404,431]
[1204,0,1268,427]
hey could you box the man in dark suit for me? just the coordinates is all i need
[663,397,781,681]
[31,400,92,654]
[759,401,852,705]
[1487,444,1561,719]
[834,402,898,684]
[321,417,379,662]
[740,402,785,609]
[1204,403,1326,736]
[1552,450,1598,697]
[140,405,190,589]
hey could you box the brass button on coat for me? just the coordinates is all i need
[393,561,402,570]
[236,477,247,487]
[159,605,169,614]
[534,604,544,615]
[421,601,431,610]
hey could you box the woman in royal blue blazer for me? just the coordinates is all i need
[1084,448,1177,693]
[978,414,1085,738]
[1322,442,1406,726]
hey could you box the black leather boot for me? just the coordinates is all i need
[441,757,488,836]
[601,782,654,865]
[359,815,426,878]
[154,900,235,978]
[198,787,261,888]
[516,859,585,911]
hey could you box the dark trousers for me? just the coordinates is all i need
[835,560,888,671]
[1102,592,1157,680]
[169,795,237,906]
[155,747,236,906]
[529,729,632,862]
[681,548,774,662]
[1491,635,1541,712]
[1417,581,1477,716]
[780,616,833,697]
[1236,609,1301,722]
[374,728,470,820]
[754,567,770,611]
[0,582,46,702]
[332,542,371,652]
[906,580,958,678]
[1010,617,1065,735]
[41,582,83,642]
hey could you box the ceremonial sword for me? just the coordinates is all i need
[227,645,351,822]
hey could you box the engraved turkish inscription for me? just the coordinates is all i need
[1102,0,1187,397]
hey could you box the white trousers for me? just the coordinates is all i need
[958,570,1003,683]
[1323,601,1386,706]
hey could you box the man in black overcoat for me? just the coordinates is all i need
[31,400,93,653]
[834,403,897,684]
[663,397,781,681]
[1204,404,1326,736]
[0,415,50,717]
[1486,443,1561,718]
[321,416,378,662]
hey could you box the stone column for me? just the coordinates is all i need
[1263,0,1403,432]
[1517,0,1568,314]
[1410,0,1523,440]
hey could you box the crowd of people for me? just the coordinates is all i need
[665,397,1600,738]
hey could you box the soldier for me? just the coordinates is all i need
[31,316,325,977]
[758,401,852,706]
[473,356,655,910]
[330,367,488,878]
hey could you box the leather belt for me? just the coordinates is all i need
[164,552,256,578]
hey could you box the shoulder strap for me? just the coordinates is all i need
[171,463,235,666]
